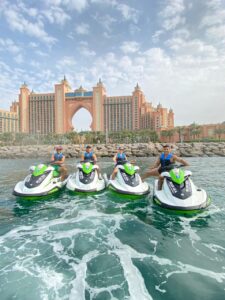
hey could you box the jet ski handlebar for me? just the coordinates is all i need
[173,164,186,168]
[116,160,128,165]
[163,164,186,171]
[80,160,95,164]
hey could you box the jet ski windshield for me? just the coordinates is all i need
[25,170,51,188]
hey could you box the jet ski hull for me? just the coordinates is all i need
[153,179,211,213]
[13,170,68,198]
[107,166,150,196]
[66,171,106,193]
[108,181,150,196]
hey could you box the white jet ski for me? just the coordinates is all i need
[13,164,68,198]
[107,161,150,196]
[66,160,106,192]
[153,165,211,213]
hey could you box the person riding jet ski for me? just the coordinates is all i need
[111,146,127,180]
[51,145,68,181]
[66,145,105,192]
[141,144,189,190]
[108,146,150,195]
[13,146,68,197]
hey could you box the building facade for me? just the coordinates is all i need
[160,123,225,143]
[5,78,174,134]
[0,108,19,133]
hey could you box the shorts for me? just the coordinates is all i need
[158,165,174,174]
[53,165,60,172]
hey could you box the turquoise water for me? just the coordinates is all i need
[0,157,225,300]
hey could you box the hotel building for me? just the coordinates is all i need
[3,78,174,134]
[0,107,19,133]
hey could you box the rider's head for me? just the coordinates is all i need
[163,144,170,153]
[55,145,63,152]
[118,146,124,152]
[86,145,92,152]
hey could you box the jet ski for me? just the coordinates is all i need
[107,160,150,196]
[153,165,211,213]
[66,160,106,192]
[13,163,68,197]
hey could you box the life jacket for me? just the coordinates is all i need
[160,152,173,168]
[116,152,126,162]
[54,152,64,161]
[84,151,94,160]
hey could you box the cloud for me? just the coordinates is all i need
[162,15,185,30]
[14,54,24,64]
[0,38,21,54]
[159,0,186,31]
[120,41,140,53]
[91,1,139,24]
[201,9,225,27]
[56,56,76,70]
[16,1,38,18]
[206,25,225,42]
[3,4,57,45]
[116,3,139,23]
[44,0,88,13]
[152,30,164,43]
[29,42,39,48]
[30,60,41,68]
[198,0,225,46]
[93,13,117,32]
[75,23,90,35]
[35,50,49,57]
[81,48,96,56]
[43,6,71,25]
[160,0,185,18]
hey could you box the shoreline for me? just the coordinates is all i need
[0,142,225,159]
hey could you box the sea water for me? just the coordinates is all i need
[0,157,225,300]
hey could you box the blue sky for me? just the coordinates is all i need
[0,0,225,130]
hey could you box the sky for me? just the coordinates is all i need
[0,0,225,130]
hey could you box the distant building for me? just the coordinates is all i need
[4,78,174,134]
[0,107,19,133]
[160,123,225,143]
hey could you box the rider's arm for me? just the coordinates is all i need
[54,156,65,165]
[173,155,189,166]
[93,154,97,163]
[51,154,55,162]
[81,153,84,161]
[113,154,117,163]
[60,156,65,164]
[150,157,160,169]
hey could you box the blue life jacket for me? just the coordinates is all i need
[160,153,173,168]
[116,153,126,162]
[54,152,64,161]
[84,151,94,160]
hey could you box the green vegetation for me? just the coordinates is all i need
[0,130,159,146]
[1,125,225,146]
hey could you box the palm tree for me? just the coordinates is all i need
[160,129,175,142]
[214,127,225,141]
[189,123,201,141]
[176,126,185,143]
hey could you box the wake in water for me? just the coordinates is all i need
[0,158,225,300]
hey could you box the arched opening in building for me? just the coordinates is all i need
[72,108,92,132]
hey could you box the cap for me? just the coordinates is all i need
[118,146,124,150]
[162,144,170,148]
[56,145,63,150]
[86,145,92,149]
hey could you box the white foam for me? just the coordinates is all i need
[69,250,99,300]
[166,261,225,283]
[204,243,225,253]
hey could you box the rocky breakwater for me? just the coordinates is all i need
[0,142,225,159]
